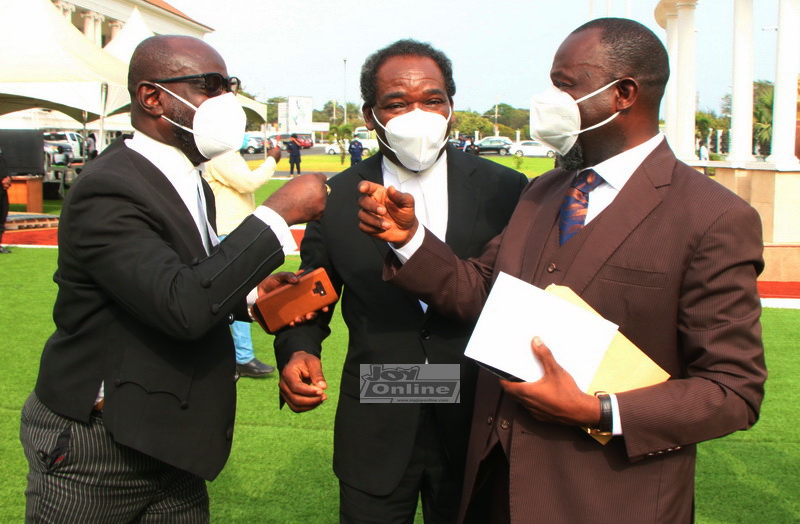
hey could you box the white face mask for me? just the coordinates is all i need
[529,79,620,156]
[157,84,246,160]
[372,106,452,172]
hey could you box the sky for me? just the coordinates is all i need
[166,0,782,116]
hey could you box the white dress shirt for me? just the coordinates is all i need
[384,151,449,315]
[125,132,295,255]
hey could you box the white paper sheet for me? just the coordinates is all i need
[464,272,618,391]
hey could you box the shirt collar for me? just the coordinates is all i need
[582,133,664,191]
[125,131,197,181]
[382,150,448,184]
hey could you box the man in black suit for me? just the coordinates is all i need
[20,35,327,522]
[273,39,528,523]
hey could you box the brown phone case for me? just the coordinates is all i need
[251,268,338,334]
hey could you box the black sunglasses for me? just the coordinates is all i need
[151,73,240,97]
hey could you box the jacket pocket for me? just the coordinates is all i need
[115,345,194,403]
[597,264,666,289]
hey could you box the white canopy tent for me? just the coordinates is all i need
[0,0,129,132]
[104,6,154,64]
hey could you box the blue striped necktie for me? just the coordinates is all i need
[559,169,603,246]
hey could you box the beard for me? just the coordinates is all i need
[556,142,585,171]
[168,103,203,160]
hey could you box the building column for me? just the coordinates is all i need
[94,14,106,47]
[674,1,698,160]
[767,0,800,166]
[54,1,75,20]
[663,11,679,150]
[109,20,125,41]
[729,0,755,164]
[81,11,95,40]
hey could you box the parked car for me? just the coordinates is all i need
[325,140,348,155]
[240,135,265,154]
[475,136,512,155]
[43,131,84,160]
[509,140,555,158]
[269,133,313,150]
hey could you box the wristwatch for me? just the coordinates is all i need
[589,392,613,436]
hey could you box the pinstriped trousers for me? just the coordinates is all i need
[20,393,210,523]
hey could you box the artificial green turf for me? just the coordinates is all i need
[1,248,797,523]
[247,153,552,179]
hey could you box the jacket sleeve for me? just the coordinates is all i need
[62,173,285,341]
[205,151,276,194]
[273,218,339,369]
[618,202,767,459]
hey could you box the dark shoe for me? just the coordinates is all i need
[236,358,275,378]
[0,246,10,254]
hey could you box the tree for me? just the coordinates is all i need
[265,96,285,125]
[753,80,774,156]
[327,124,353,165]
[454,111,493,137]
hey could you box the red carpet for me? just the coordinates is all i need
[5,227,799,300]
[5,227,58,246]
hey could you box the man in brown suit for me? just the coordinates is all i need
[357,18,766,523]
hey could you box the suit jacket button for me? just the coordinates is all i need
[180,402,189,410]
[226,427,234,440]
[420,329,431,340]
[114,378,121,387]
[487,415,494,425]
[546,262,557,273]
[227,314,235,324]
[500,420,510,430]
[201,278,211,288]
[191,257,200,265]
[211,304,220,314]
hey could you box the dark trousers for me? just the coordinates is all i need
[339,407,462,524]
[0,187,8,244]
[21,393,209,523]
[289,160,301,174]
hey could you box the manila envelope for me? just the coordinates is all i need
[545,284,671,444]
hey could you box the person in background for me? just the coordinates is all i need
[287,133,302,176]
[465,137,479,156]
[204,142,283,377]
[348,137,364,166]
[86,133,98,160]
[0,147,10,254]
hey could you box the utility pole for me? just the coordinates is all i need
[343,58,348,125]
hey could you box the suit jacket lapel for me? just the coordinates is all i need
[125,145,208,260]
[356,153,392,262]
[445,146,479,257]
[562,141,675,295]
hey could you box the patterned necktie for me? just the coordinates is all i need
[559,169,603,246]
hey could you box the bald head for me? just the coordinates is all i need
[127,35,225,95]
[127,35,230,164]
[570,18,669,108]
